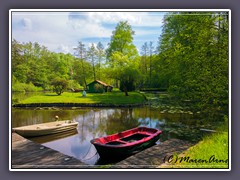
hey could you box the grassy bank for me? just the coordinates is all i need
[13,91,146,106]
[175,132,228,168]
[161,122,229,169]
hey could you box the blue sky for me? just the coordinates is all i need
[11,11,166,55]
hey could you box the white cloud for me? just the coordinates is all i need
[87,12,142,25]
[69,12,164,27]
[56,44,71,54]
[68,19,112,38]
[11,11,165,54]
[21,18,32,30]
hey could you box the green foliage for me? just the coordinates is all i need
[139,41,155,88]
[12,75,43,92]
[51,78,68,95]
[72,56,92,88]
[96,42,106,80]
[74,41,88,88]
[140,88,167,92]
[11,40,95,92]
[12,82,43,92]
[11,13,229,120]
[68,80,82,91]
[106,21,136,59]
[107,51,140,95]
[87,43,98,80]
[156,12,229,116]
[106,21,140,96]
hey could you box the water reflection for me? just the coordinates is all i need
[29,129,78,144]
[12,107,223,165]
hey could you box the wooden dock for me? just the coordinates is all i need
[111,139,194,169]
[11,133,194,169]
[11,133,89,169]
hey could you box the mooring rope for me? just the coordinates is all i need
[80,144,98,161]
[82,151,98,161]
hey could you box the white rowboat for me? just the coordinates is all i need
[12,120,78,137]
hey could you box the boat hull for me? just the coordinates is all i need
[91,127,162,158]
[12,120,78,138]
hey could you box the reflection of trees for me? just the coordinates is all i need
[75,108,141,138]
[77,113,87,142]
[105,108,141,135]
[76,109,110,143]
[12,108,90,127]
[13,107,218,152]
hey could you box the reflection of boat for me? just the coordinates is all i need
[90,126,162,158]
[12,120,78,138]
[29,129,78,144]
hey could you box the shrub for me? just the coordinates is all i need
[12,81,43,92]
[51,78,68,95]
[68,80,83,92]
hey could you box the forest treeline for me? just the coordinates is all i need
[12,12,229,116]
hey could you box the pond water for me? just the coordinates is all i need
[11,105,223,165]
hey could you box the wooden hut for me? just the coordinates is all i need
[87,80,113,93]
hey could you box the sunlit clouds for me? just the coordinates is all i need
[11,11,165,54]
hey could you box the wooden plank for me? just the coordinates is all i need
[11,133,89,169]
[199,128,217,133]
[11,133,194,169]
[111,139,194,168]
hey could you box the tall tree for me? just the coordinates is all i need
[96,42,105,80]
[106,21,139,95]
[108,51,140,96]
[140,41,155,88]
[149,41,154,87]
[141,42,148,74]
[106,21,137,60]
[87,43,97,81]
[12,39,27,83]
[74,41,87,88]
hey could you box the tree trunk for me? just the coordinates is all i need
[81,59,87,89]
[124,85,129,96]
[115,79,119,88]
[93,62,96,80]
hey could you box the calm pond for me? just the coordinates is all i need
[12,107,221,165]
[11,93,223,165]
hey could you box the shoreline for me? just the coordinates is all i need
[12,102,147,108]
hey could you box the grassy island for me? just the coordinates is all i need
[13,90,146,107]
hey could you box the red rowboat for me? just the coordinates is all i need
[90,127,162,158]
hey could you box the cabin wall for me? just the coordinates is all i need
[87,81,113,93]
[88,82,106,93]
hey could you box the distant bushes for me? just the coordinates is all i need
[12,82,43,92]
[12,77,84,95]
[67,80,84,92]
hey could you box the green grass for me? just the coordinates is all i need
[17,91,146,105]
[167,132,229,169]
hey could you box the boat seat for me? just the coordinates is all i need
[136,132,151,136]
[115,139,128,144]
